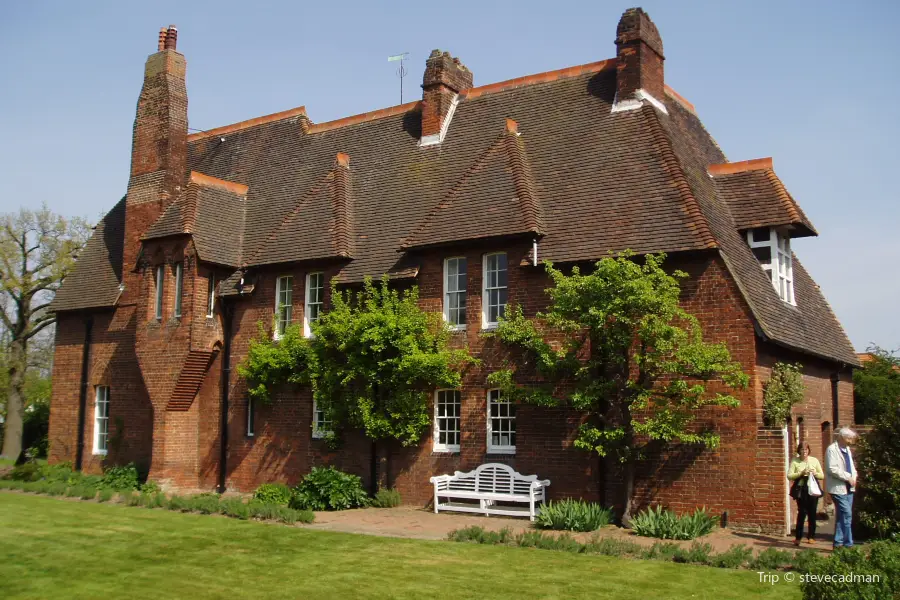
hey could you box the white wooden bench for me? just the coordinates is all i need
[429,463,550,521]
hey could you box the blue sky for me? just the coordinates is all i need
[2,0,898,352]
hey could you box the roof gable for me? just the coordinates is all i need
[402,121,543,250]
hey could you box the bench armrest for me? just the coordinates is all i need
[430,475,452,484]
[531,479,551,489]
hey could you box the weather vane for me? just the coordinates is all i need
[388,52,410,104]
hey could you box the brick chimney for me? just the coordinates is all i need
[420,50,472,145]
[121,25,188,298]
[615,8,664,103]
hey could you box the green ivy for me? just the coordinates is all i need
[238,277,477,447]
[762,362,805,427]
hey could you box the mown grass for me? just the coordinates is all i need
[0,493,799,599]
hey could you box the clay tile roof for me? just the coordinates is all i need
[710,159,817,237]
[143,172,248,267]
[245,154,353,267]
[56,56,856,366]
[401,123,543,250]
[50,198,125,312]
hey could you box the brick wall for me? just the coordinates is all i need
[49,241,852,532]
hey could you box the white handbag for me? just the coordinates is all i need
[807,471,823,497]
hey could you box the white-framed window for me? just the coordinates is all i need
[174,262,184,318]
[747,227,795,305]
[433,389,461,453]
[155,265,164,320]
[247,397,255,437]
[93,386,110,455]
[482,253,507,329]
[274,275,293,338]
[443,257,467,330]
[312,399,332,439]
[207,273,215,318]
[304,272,324,338]
[487,388,515,454]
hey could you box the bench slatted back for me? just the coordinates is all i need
[439,463,538,495]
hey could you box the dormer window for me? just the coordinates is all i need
[747,227,795,305]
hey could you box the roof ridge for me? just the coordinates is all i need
[331,156,353,258]
[306,101,421,135]
[708,158,772,177]
[503,124,544,234]
[187,106,307,142]
[460,59,616,101]
[642,105,717,250]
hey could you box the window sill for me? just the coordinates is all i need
[312,432,332,440]
[481,325,499,332]
[486,448,516,456]
[92,450,108,457]
[432,447,461,455]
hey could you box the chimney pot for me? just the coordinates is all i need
[164,25,178,51]
[505,118,518,134]
[615,8,664,102]
[335,152,350,167]
[158,27,167,52]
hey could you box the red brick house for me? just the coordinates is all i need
[48,9,858,532]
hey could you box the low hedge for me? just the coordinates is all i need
[0,475,314,526]
[446,525,858,574]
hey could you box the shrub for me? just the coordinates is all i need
[46,482,67,497]
[641,542,681,561]
[100,463,140,490]
[0,479,17,490]
[857,406,900,539]
[6,463,42,482]
[535,499,614,532]
[673,542,713,565]
[190,494,221,515]
[252,483,292,506]
[631,506,717,540]
[97,488,115,503]
[220,497,251,520]
[65,485,85,498]
[141,480,161,494]
[583,536,642,557]
[79,486,98,500]
[167,495,191,512]
[749,548,793,571]
[371,488,402,508]
[710,544,753,569]
[867,540,900,591]
[789,549,822,574]
[800,546,894,600]
[123,491,141,506]
[289,466,369,511]
[249,500,279,521]
[448,526,489,543]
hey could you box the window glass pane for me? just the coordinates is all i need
[751,227,770,243]
[155,266,164,319]
[435,390,461,450]
[174,263,183,317]
[488,389,515,451]
[207,274,215,316]
[444,259,467,328]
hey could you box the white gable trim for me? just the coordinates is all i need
[611,88,668,115]
[420,94,460,147]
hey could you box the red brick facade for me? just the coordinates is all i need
[49,239,855,533]
[48,11,857,535]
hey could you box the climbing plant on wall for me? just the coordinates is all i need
[762,362,805,427]
[238,276,477,447]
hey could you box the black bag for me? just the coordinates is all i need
[790,479,802,500]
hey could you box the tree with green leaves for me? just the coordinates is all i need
[487,253,749,521]
[0,206,90,460]
[239,277,477,488]
[857,403,900,539]
[854,345,900,424]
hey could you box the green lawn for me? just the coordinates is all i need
[0,493,799,600]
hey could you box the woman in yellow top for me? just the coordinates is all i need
[787,442,825,545]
